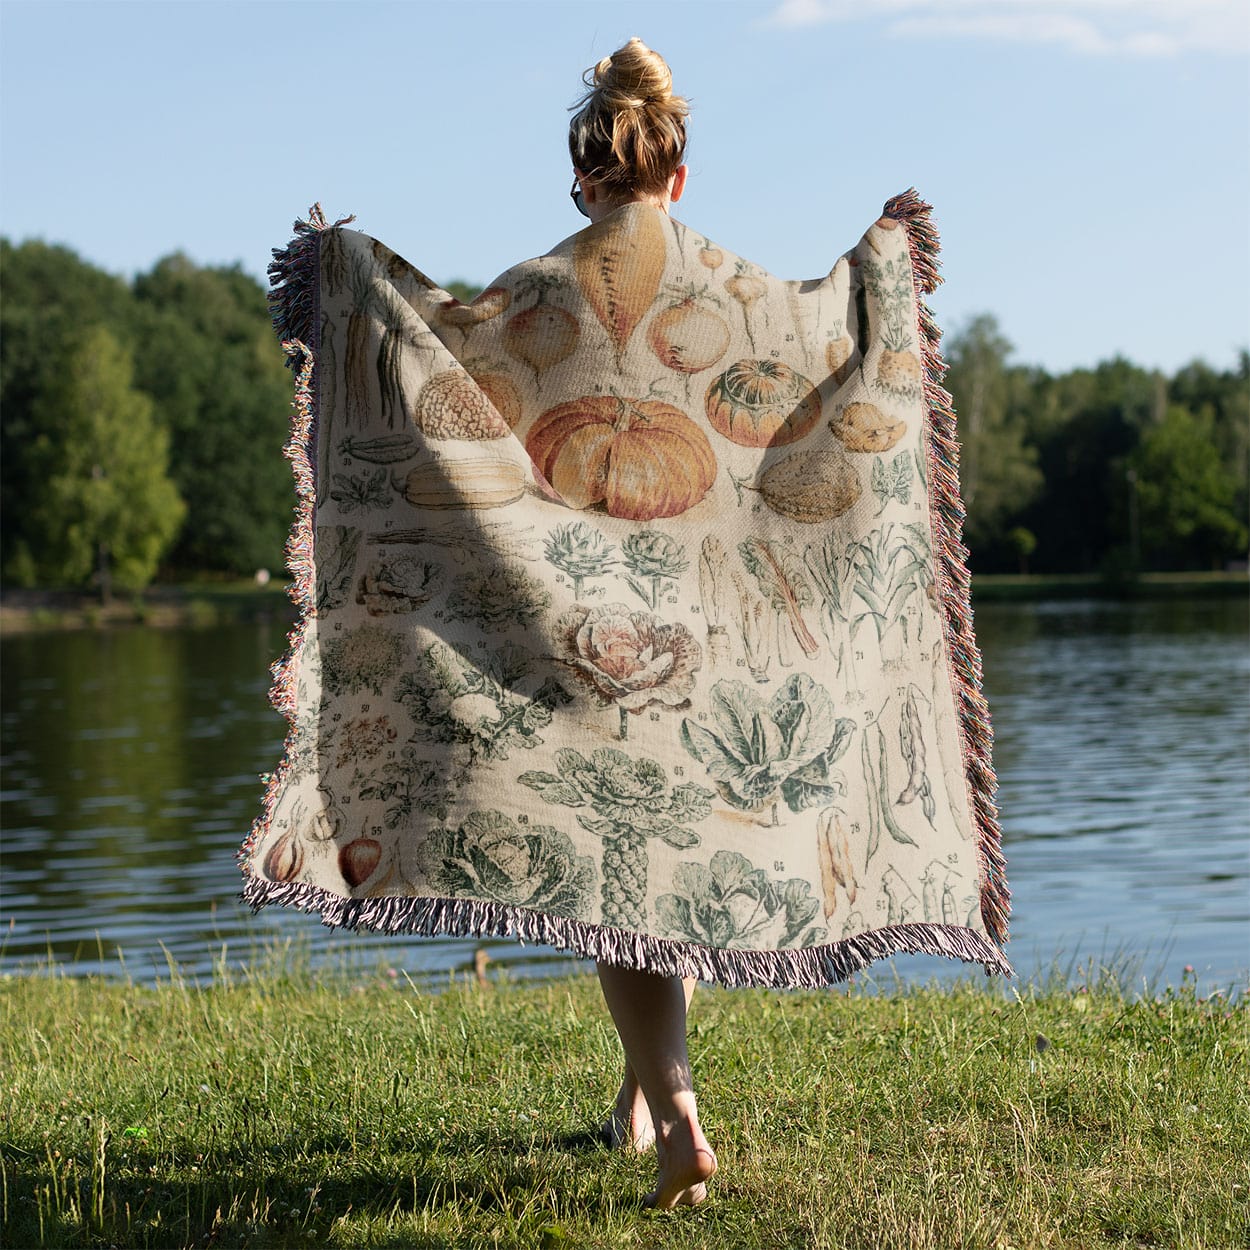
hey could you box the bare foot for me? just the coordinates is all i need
[644,1119,717,1210]
[601,1081,655,1151]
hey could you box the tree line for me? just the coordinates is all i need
[1,238,1245,594]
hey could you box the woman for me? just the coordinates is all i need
[566,39,717,1209]
[243,36,1010,1215]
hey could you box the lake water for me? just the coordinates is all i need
[2,597,1247,995]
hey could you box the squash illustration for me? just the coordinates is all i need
[704,359,822,448]
[526,396,717,520]
[414,369,511,440]
[831,401,906,453]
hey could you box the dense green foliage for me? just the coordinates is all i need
[945,318,1248,573]
[2,237,1246,591]
[1,963,1244,1248]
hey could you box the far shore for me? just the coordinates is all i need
[1,569,1245,636]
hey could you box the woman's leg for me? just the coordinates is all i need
[595,963,717,1208]
[602,976,696,1151]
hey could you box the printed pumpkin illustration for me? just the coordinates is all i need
[705,360,823,448]
[413,369,511,440]
[831,401,907,453]
[574,208,666,357]
[526,395,717,521]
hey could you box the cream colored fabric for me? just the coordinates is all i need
[240,200,1011,986]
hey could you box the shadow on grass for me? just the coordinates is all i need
[4,1125,637,1250]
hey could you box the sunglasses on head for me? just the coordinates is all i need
[570,177,589,218]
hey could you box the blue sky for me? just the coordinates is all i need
[2,0,1246,375]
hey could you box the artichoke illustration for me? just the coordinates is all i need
[620,530,690,609]
[544,521,616,599]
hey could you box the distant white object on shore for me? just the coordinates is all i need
[255,569,271,586]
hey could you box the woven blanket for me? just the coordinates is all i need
[238,191,1011,987]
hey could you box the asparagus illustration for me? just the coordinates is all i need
[730,571,770,683]
[698,536,732,668]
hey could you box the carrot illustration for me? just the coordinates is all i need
[574,209,666,360]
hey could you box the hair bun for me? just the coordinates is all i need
[594,36,673,109]
[569,38,689,197]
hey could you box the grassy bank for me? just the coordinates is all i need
[0,581,293,634]
[1,570,1245,634]
[2,964,1245,1249]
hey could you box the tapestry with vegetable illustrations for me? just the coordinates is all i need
[239,192,1012,987]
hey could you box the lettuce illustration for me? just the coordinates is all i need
[680,674,855,826]
[656,850,826,950]
[414,809,595,920]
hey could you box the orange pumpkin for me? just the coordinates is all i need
[704,359,822,448]
[526,396,717,520]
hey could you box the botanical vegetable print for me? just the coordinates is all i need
[239,192,1012,988]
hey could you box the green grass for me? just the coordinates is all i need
[1,958,1246,1249]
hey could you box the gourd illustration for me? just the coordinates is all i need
[413,368,511,440]
[338,431,421,464]
[393,456,527,510]
[830,401,906,453]
[753,448,863,524]
[705,359,822,448]
[525,395,717,520]
[464,359,523,428]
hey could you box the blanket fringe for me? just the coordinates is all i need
[882,188,1010,948]
[240,195,1013,983]
[240,872,1014,988]
[239,205,349,872]
[267,204,355,367]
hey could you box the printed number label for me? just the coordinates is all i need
[518,814,529,825]
[649,712,661,723]
[674,766,685,777]
[736,659,746,668]
[773,861,785,873]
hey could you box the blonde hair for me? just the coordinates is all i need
[568,38,689,197]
